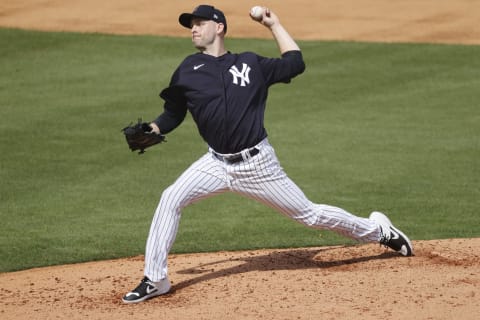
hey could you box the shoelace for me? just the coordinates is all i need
[378,225,392,246]
[132,277,155,292]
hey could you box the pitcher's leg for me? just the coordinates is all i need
[308,203,380,241]
[144,153,228,281]
[240,173,380,242]
[231,141,380,243]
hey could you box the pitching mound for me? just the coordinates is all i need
[1,1,479,319]
[1,239,479,319]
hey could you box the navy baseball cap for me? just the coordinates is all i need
[179,5,227,34]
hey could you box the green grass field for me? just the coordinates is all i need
[1,28,479,272]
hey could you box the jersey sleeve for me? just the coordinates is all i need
[258,50,305,85]
[153,69,188,134]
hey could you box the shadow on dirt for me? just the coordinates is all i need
[172,246,397,292]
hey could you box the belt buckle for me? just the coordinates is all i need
[225,153,242,164]
[213,147,259,164]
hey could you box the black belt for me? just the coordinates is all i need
[212,147,260,164]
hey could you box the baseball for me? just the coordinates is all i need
[250,6,264,21]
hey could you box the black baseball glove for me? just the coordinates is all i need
[122,119,165,154]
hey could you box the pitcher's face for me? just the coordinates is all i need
[190,18,223,50]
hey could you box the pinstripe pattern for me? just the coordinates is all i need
[144,138,381,281]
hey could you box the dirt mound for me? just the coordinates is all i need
[1,239,479,320]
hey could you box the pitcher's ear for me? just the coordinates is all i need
[217,22,226,35]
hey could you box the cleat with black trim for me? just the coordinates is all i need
[122,276,171,304]
[370,211,413,256]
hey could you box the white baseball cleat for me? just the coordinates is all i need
[370,211,414,256]
[122,276,171,304]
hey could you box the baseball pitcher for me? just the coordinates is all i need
[122,4,413,304]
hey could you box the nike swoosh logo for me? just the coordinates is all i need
[390,228,400,240]
[146,285,157,295]
[193,64,205,70]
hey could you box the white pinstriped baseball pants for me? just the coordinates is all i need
[144,138,381,281]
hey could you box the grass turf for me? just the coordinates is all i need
[0,28,479,272]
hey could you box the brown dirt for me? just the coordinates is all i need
[1,240,479,320]
[1,1,479,319]
[1,0,479,44]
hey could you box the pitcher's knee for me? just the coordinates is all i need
[158,186,185,214]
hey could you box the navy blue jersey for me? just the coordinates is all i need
[154,50,305,154]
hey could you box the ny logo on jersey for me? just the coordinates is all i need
[229,63,251,87]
